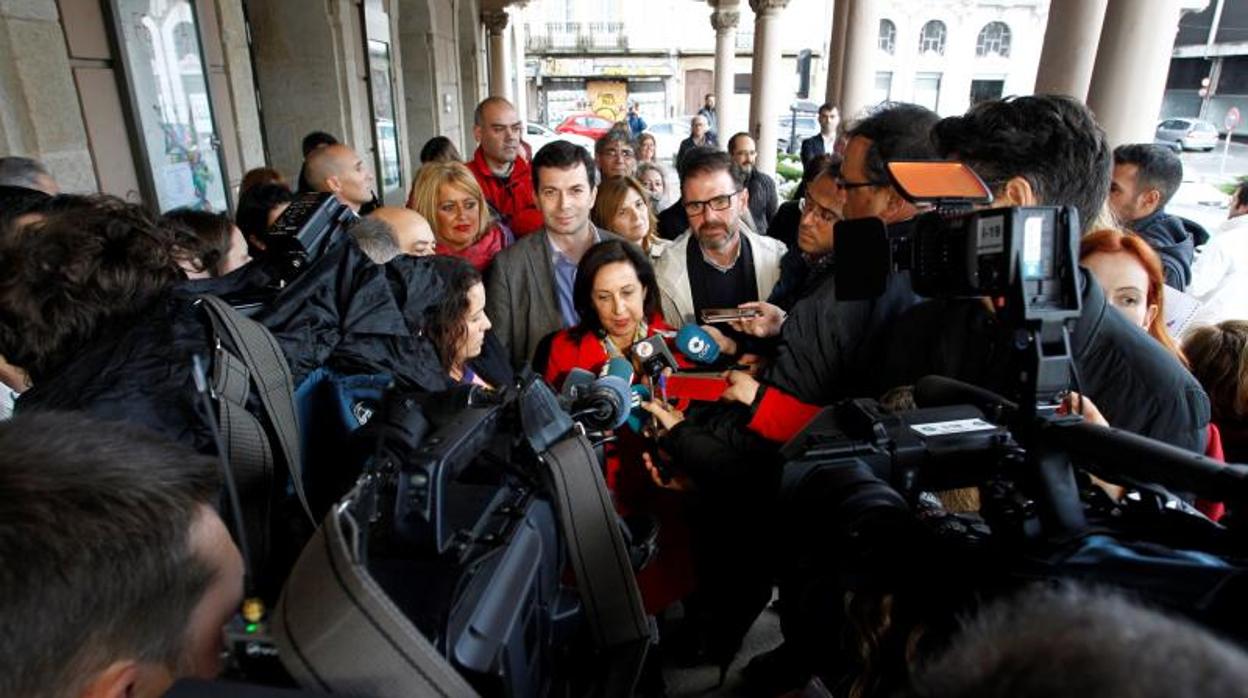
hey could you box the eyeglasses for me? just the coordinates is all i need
[799,196,840,225]
[835,176,886,190]
[683,189,742,216]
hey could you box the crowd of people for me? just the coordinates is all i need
[4,85,1248,698]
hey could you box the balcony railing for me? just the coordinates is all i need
[526,22,628,52]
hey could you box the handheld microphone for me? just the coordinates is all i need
[675,324,721,365]
[627,383,652,432]
[561,367,597,402]
[601,356,635,383]
[630,334,679,378]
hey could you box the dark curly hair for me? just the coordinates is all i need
[0,195,180,381]
[571,239,661,339]
[426,256,484,372]
[235,182,294,242]
[162,207,234,277]
[845,102,940,184]
[931,95,1110,234]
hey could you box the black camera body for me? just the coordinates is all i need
[261,192,358,286]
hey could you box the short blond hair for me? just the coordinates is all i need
[407,161,493,242]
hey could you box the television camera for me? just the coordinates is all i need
[780,161,1248,665]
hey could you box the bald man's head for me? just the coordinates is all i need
[305,144,375,211]
[369,206,435,256]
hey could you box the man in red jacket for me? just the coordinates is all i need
[467,97,544,237]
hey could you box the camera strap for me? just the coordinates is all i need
[198,295,315,529]
[542,431,652,696]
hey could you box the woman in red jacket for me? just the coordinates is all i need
[542,239,696,615]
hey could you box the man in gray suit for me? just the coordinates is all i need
[486,140,617,370]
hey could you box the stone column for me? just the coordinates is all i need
[1086,0,1183,145]
[838,0,877,123]
[1034,0,1108,100]
[711,4,740,138]
[0,2,95,192]
[824,0,851,106]
[747,0,789,177]
[510,9,527,120]
[482,9,510,99]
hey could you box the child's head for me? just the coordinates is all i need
[1183,320,1248,422]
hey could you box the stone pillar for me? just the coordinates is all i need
[711,4,740,138]
[838,0,877,123]
[1034,0,1108,100]
[1087,0,1183,146]
[0,2,95,192]
[824,0,850,106]
[510,9,527,121]
[748,0,789,177]
[482,9,510,99]
[247,0,373,183]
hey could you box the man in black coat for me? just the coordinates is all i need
[1108,143,1205,290]
[728,132,779,236]
[799,102,840,166]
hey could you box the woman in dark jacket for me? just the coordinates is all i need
[426,256,512,389]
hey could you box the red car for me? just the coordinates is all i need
[554,113,617,141]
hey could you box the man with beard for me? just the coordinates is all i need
[728,132,779,236]
[653,148,786,329]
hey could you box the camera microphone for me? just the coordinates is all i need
[675,325,721,365]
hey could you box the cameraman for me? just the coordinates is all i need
[0,412,244,698]
[871,95,1209,452]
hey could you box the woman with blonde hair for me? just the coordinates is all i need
[592,176,668,258]
[407,161,512,271]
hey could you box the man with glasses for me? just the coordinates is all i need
[729,132,779,236]
[595,124,639,180]
[653,148,786,330]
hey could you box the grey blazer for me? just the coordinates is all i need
[485,224,620,371]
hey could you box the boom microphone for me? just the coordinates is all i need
[675,325,721,365]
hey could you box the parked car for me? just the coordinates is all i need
[525,122,595,153]
[643,119,691,162]
[554,113,616,141]
[777,113,821,154]
[1155,118,1219,152]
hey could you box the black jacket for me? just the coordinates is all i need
[744,169,779,235]
[15,292,218,454]
[1132,208,1202,290]
[764,265,918,405]
[254,239,450,393]
[870,268,1210,452]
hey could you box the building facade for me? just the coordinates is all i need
[869,0,1047,117]
[1,0,494,211]
[1162,0,1248,136]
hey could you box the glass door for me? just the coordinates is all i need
[111,0,229,212]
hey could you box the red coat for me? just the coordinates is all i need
[543,319,695,613]
[746,385,822,444]
[467,148,544,238]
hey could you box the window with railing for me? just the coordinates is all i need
[526,21,626,51]
[976,21,1011,57]
[878,19,896,54]
[919,20,947,56]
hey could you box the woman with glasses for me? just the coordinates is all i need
[407,161,513,271]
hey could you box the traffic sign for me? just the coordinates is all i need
[1226,107,1241,131]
